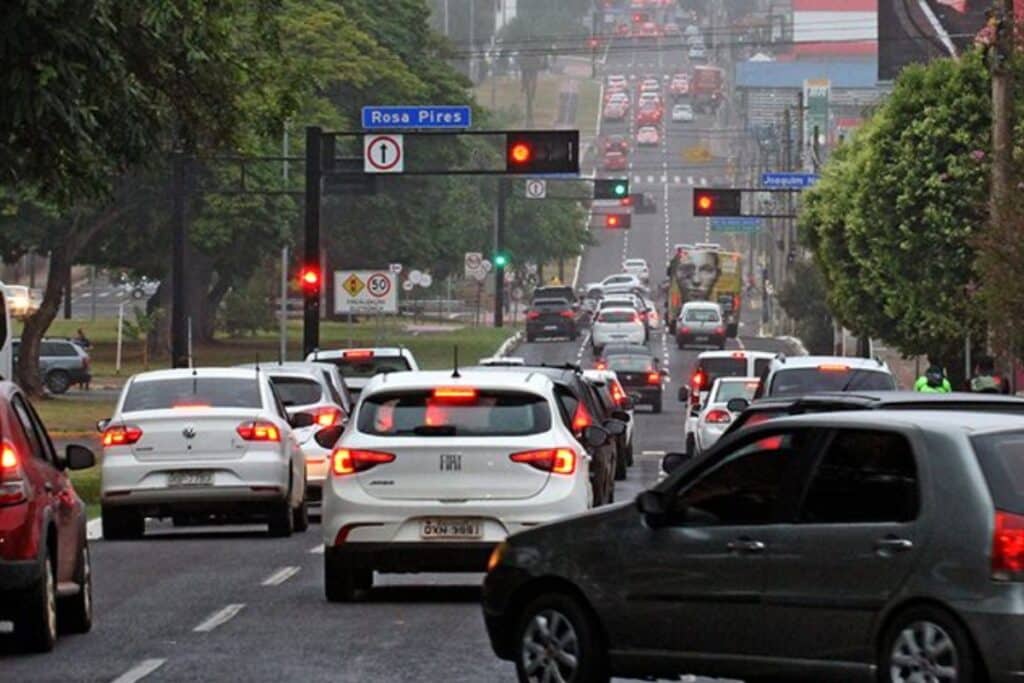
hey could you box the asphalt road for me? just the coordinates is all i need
[0,19,802,683]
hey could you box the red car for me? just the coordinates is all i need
[603,102,628,121]
[635,104,663,126]
[0,381,95,651]
[602,151,628,171]
[603,135,630,155]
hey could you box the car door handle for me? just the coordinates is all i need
[875,537,914,554]
[727,539,765,554]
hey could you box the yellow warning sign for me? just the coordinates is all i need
[683,145,713,163]
[342,273,365,297]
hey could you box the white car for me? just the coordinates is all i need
[672,103,695,122]
[591,307,646,354]
[606,74,627,89]
[754,355,897,399]
[478,356,526,366]
[688,44,706,60]
[693,377,760,454]
[308,347,419,397]
[622,258,649,283]
[99,368,310,539]
[599,273,642,291]
[322,370,595,600]
[637,92,661,108]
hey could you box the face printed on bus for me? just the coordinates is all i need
[687,251,720,298]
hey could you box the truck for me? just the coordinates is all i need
[691,65,724,114]
[665,244,742,338]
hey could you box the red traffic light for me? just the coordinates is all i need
[505,131,580,174]
[696,194,714,213]
[299,266,321,291]
[604,213,631,229]
[587,37,599,49]
[509,142,532,165]
[693,188,742,217]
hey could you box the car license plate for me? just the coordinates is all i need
[168,470,214,488]
[420,518,483,540]
[695,336,708,342]
[544,325,558,331]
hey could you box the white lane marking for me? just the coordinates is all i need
[634,174,642,183]
[0,620,12,633]
[261,566,300,586]
[641,450,666,457]
[647,175,655,183]
[193,603,246,633]
[687,176,694,185]
[700,177,707,185]
[673,175,680,184]
[309,543,325,554]
[87,517,103,541]
[111,659,167,683]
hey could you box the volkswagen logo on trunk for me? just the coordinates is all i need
[182,425,197,439]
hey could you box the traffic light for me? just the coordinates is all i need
[493,252,509,268]
[505,131,580,174]
[632,11,648,23]
[693,188,742,217]
[299,265,321,293]
[619,195,633,207]
[594,178,629,199]
[604,212,631,229]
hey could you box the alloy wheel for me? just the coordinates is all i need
[44,557,57,641]
[520,608,580,683]
[889,620,959,683]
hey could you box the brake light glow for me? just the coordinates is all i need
[714,326,725,336]
[631,313,641,324]
[527,311,541,319]
[0,440,26,505]
[510,448,577,475]
[173,402,211,409]
[646,371,661,385]
[332,448,396,476]
[595,360,608,371]
[732,352,745,359]
[992,510,1024,580]
[313,406,343,428]
[705,409,732,424]
[817,364,850,372]
[610,380,627,405]
[433,387,478,400]
[571,402,593,432]
[236,420,281,442]
[343,350,374,359]
[0,443,16,470]
[102,425,143,447]
[691,371,705,389]
[560,310,574,319]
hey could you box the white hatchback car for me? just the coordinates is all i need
[694,377,761,454]
[322,370,595,600]
[599,273,642,291]
[99,368,309,539]
[622,258,649,283]
[591,307,646,354]
[308,347,419,397]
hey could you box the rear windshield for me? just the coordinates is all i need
[972,431,1024,514]
[715,381,760,403]
[532,298,569,309]
[269,376,322,406]
[698,358,748,386]
[123,378,262,411]
[599,311,637,324]
[608,355,655,373]
[358,390,552,437]
[684,308,720,322]
[534,287,573,301]
[327,355,411,379]
[768,368,896,397]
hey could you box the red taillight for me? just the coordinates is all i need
[572,402,593,432]
[332,448,395,476]
[817,364,850,373]
[610,379,627,405]
[992,510,1024,580]
[647,371,661,385]
[102,425,143,447]
[705,409,732,424]
[691,371,705,389]
[527,311,541,320]
[510,448,577,475]
[680,326,691,335]
[560,310,574,319]
[313,406,342,428]
[595,360,608,371]
[714,326,725,336]
[236,420,281,442]
[631,312,641,324]
[0,441,27,505]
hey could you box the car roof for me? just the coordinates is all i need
[362,369,553,395]
[311,347,412,359]
[129,367,261,383]
[697,349,775,360]
[598,306,640,314]
[682,301,721,310]
[749,390,1024,410]
[770,355,889,371]
[769,408,1024,435]
[236,363,325,381]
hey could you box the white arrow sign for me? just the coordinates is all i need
[525,179,547,199]
[363,134,404,173]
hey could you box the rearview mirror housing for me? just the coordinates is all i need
[661,451,692,475]
[677,386,690,403]
[604,419,627,437]
[96,418,110,433]
[582,425,610,449]
[65,444,96,471]
[290,412,315,429]
[726,397,750,413]
[611,410,631,423]
[314,424,345,449]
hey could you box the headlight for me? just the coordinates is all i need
[487,541,509,573]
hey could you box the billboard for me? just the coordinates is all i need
[878,0,990,80]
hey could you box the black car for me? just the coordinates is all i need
[472,364,625,505]
[605,353,664,413]
[525,298,578,342]
[581,372,634,480]
[722,390,1024,439]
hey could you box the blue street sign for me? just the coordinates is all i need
[761,172,819,189]
[362,105,472,130]
[710,217,761,233]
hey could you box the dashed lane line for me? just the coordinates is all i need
[261,566,301,587]
[309,543,325,554]
[111,659,167,683]
[193,604,246,633]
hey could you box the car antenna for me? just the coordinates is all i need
[451,345,461,379]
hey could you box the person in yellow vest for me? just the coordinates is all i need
[914,364,952,393]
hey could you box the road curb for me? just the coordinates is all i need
[494,331,523,358]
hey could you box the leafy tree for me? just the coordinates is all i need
[777,260,834,354]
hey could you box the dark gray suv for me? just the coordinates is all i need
[483,410,1024,683]
[13,338,92,394]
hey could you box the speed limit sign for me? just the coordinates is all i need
[367,272,392,298]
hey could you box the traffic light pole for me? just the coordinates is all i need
[303,126,322,357]
[494,177,507,328]
[171,152,188,368]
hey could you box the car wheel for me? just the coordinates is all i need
[652,399,662,414]
[45,370,71,395]
[267,500,294,538]
[514,593,609,683]
[60,544,93,634]
[16,548,58,652]
[101,506,144,540]
[879,606,977,683]
[292,499,309,533]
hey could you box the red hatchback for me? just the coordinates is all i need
[0,381,95,651]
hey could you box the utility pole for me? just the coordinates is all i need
[782,106,793,288]
[302,126,323,358]
[279,127,290,364]
[170,152,188,368]
[494,177,507,328]
[991,0,1015,238]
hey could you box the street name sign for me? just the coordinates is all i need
[710,216,761,233]
[761,172,819,189]
[362,105,472,130]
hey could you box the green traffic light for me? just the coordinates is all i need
[494,253,509,268]
[614,182,627,197]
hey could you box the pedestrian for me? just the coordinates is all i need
[969,355,1010,394]
[914,363,952,393]
[72,327,91,350]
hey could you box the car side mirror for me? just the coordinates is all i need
[611,410,631,423]
[314,424,344,449]
[726,397,750,413]
[582,424,610,449]
[604,419,626,437]
[636,490,671,527]
[65,444,96,471]
[290,412,315,429]
[677,386,690,402]
[619,397,635,410]
[96,418,110,433]
[661,451,692,475]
